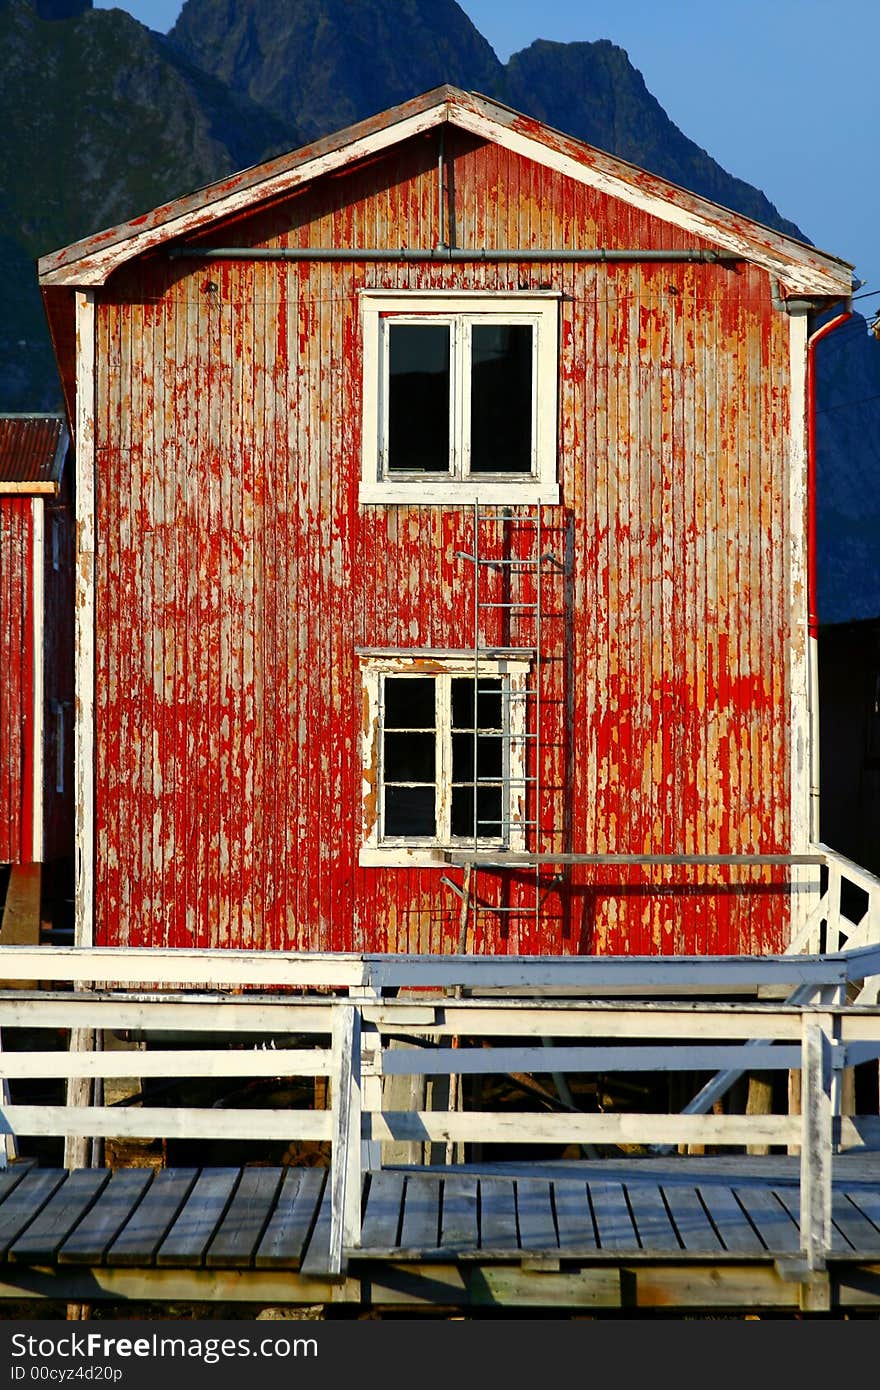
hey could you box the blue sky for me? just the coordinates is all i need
[94,0,880,315]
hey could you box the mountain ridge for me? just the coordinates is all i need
[4,0,878,621]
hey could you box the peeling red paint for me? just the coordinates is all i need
[82,126,796,958]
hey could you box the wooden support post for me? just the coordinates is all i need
[746,1073,774,1156]
[800,1016,833,1271]
[329,1004,362,1278]
[787,1067,801,1156]
[0,1030,18,1169]
[64,1026,95,1170]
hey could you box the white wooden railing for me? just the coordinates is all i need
[0,945,879,1277]
[790,845,880,999]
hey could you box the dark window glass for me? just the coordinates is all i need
[384,677,435,730]
[451,678,502,730]
[451,784,503,838]
[388,324,450,473]
[452,733,503,782]
[385,785,436,837]
[384,732,435,782]
[470,324,533,473]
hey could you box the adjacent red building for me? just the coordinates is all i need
[0,413,74,934]
[38,87,854,956]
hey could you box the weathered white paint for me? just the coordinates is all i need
[0,1049,332,1079]
[0,941,877,990]
[787,308,817,944]
[359,290,560,505]
[367,1112,799,1145]
[358,652,530,866]
[38,94,851,297]
[74,290,96,948]
[0,1106,332,1142]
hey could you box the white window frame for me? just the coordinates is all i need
[359,651,530,867]
[359,291,560,505]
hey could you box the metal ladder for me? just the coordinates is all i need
[448,499,557,949]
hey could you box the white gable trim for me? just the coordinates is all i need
[39,93,851,298]
[447,102,849,298]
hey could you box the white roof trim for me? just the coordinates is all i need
[38,92,851,297]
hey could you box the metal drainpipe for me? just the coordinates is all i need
[806,308,852,843]
[167,245,743,264]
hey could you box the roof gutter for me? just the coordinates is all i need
[167,245,743,264]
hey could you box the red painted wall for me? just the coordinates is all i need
[0,498,34,863]
[91,129,795,954]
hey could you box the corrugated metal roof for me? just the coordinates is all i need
[0,415,68,491]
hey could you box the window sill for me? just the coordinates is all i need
[360,845,505,868]
[359,481,560,506]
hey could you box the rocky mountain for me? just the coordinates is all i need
[169,0,502,142]
[3,0,878,623]
[0,0,295,407]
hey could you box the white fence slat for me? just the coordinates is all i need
[0,1106,333,1142]
[0,1050,332,1080]
[367,1111,798,1146]
[379,1044,803,1075]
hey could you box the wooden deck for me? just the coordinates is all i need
[1,1157,880,1313]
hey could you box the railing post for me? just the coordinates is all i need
[800,1013,833,1270]
[329,1002,362,1277]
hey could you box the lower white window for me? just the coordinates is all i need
[359,652,530,866]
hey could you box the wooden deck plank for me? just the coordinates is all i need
[359,1171,404,1251]
[205,1167,284,1270]
[298,1174,333,1277]
[0,1162,35,1205]
[662,1185,724,1253]
[624,1183,680,1252]
[254,1167,326,1271]
[478,1177,519,1251]
[398,1174,440,1251]
[155,1169,240,1269]
[107,1169,198,1268]
[733,1187,800,1254]
[772,1186,849,1256]
[696,1185,764,1254]
[552,1180,597,1251]
[841,1186,880,1247]
[588,1181,638,1251]
[58,1168,153,1265]
[10,1170,110,1263]
[515,1177,557,1251]
[440,1176,479,1252]
[0,1169,68,1257]
[833,1191,880,1255]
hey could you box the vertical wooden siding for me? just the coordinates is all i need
[0,499,33,863]
[93,130,793,954]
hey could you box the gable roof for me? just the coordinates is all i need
[0,415,69,495]
[38,85,852,299]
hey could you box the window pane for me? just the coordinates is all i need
[388,323,450,473]
[452,732,503,782]
[451,784,503,838]
[470,324,533,473]
[451,677,502,730]
[385,785,436,837]
[384,731,435,782]
[385,676,435,730]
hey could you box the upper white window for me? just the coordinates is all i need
[359,292,560,504]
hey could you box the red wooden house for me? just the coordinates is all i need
[0,413,74,939]
[37,87,854,958]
